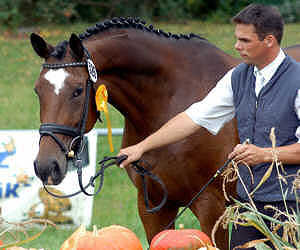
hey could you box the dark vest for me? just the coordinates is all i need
[231,55,300,201]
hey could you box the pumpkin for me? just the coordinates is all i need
[0,239,4,250]
[198,247,220,250]
[150,229,213,250]
[60,224,86,250]
[61,224,143,250]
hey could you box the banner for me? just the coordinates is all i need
[0,130,97,227]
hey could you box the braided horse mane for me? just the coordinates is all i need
[50,17,205,59]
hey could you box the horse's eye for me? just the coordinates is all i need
[73,88,83,97]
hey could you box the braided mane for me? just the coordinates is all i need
[51,17,205,59]
[79,17,204,41]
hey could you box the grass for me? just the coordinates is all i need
[1,20,300,249]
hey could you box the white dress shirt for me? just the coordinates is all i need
[185,49,300,142]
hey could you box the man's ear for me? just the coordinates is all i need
[30,33,54,59]
[264,34,276,48]
[69,33,85,60]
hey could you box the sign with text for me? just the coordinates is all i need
[0,130,97,227]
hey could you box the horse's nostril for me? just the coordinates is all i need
[51,160,62,183]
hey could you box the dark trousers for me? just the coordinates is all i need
[230,199,297,250]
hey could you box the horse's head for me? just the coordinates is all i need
[31,33,98,185]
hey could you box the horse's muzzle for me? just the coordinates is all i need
[34,158,64,185]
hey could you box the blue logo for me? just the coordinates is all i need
[0,137,16,168]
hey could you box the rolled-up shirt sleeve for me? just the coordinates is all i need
[185,67,236,135]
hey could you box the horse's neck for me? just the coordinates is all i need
[87,31,164,73]
[86,32,174,131]
[86,31,237,136]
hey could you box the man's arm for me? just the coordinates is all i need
[118,68,236,168]
[118,112,200,168]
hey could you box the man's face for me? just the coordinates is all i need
[234,23,267,68]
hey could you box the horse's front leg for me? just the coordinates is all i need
[137,191,178,243]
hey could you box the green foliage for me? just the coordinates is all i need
[186,0,219,20]
[32,0,78,24]
[279,0,300,23]
[2,0,300,29]
[210,0,251,23]
[205,0,300,23]
[152,0,190,20]
[0,0,25,28]
[0,0,77,29]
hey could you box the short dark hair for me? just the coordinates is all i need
[232,4,284,44]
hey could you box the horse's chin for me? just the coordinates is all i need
[44,171,66,185]
[45,177,60,185]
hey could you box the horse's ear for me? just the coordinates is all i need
[69,34,84,61]
[30,33,54,59]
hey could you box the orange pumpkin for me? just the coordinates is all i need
[150,229,213,250]
[61,224,143,250]
[0,239,5,250]
[60,224,86,250]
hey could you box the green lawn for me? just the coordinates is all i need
[1,20,300,249]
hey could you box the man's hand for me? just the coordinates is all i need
[118,143,144,168]
[228,143,270,166]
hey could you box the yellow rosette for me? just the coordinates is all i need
[95,84,114,152]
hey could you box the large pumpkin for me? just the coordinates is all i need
[61,224,143,250]
[150,229,213,250]
[0,240,4,250]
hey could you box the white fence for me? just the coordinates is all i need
[94,128,123,136]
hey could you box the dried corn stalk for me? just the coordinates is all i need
[212,128,300,249]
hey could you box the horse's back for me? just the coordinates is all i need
[285,44,300,61]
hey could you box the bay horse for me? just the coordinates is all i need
[30,17,300,249]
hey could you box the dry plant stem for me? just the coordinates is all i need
[222,163,238,202]
[233,159,257,210]
[0,219,56,237]
[211,206,237,247]
[0,218,56,248]
[269,127,289,218]
[214,128,300,249]
[232,201,285,225]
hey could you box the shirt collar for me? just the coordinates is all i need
[253,49,286,83]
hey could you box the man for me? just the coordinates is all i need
[119,4,300,249]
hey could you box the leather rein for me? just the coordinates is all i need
[39,47,168,213]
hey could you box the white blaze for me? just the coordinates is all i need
[44,69,69,95]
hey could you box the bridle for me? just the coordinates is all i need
[37,46,101,196]
[36,45,169,213]
[39,49,98,160]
